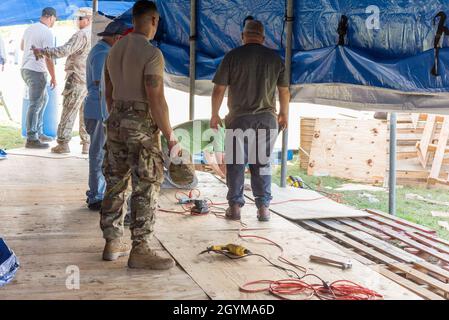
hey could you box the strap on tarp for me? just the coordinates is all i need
[337,15,349,46]
[431,11,449,76]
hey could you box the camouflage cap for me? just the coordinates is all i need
[168,149,196,187]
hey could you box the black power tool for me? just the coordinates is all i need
[190,199,210,214]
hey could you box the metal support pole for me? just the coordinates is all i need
[280,0,294,188]
[93,0,99,13]
[389,112,397,215]
[189,0,197,121]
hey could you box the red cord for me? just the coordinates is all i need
[159,189,381,300]
[175,188,201,201]
[240,279,383,300]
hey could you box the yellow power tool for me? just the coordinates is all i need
[287,175,304,188]
[200,244,251,257]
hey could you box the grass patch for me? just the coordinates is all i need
[0,125,24,149]
[273,158,449,240]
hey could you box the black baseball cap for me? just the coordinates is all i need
[97,20,129,37]
[42,7,57,18]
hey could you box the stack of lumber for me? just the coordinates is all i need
[300,114,449,187]
[390,114,449,186]
[300,118,387,184]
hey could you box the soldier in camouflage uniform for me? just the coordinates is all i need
[34,7,92,154]
[101,1,179,270]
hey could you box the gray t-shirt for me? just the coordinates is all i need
[212,43,289,122]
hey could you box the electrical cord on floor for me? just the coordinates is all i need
[208,249,302,279]
[235,227,381,300]
[240,277,384,300]
[158,188,382,300]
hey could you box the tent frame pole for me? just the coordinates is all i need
[189,0,197,121]
[389,112,397,215]
[93,0,98,13]
[280,0,294,188]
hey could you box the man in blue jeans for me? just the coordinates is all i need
[84,21,129,210]
[21,7,57,149]
[210,20,290,222]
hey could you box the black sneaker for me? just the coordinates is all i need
[25,139,50,149]
[88,201,102,211]
[39,134,54,143]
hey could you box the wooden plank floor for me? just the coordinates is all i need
[0,151,420,300]
[0,153,207,300]
[300,218,449,299]
[155,172,420,300]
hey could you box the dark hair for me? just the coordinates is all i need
[243,15,254,28]
[132,0,158,19]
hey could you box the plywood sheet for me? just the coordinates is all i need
[156,173,420,300]
[0,155,207,300]
[155,223,420,300]
[265,184,370,220]
[307,118,387,184]
[212,173,370,220]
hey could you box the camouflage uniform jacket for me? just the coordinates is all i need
[43,28,91,85]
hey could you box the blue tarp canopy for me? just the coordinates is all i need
[0,1,133,27]
[2,0,449,112]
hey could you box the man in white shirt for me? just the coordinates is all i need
[21,7,57,149]
[33,7,92,154]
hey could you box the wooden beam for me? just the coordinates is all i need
[418,114,446,123]
[413,260,449,283]
[366,215,419,234]
[414,231,449,249]
[428,117,449,185]
[377,266,444,300]
[300,220,398,265]
[365,209,436,234]
[416,114,436,168]
[357,219,449,264]
[319,220,422,263]
[389,263,449,298]
[405,232,449,256]
[424,143,449,153]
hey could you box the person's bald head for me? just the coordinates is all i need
[132,0,160,39]
[242,20,265,44]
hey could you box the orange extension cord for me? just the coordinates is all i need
[157,188,383,300]
[240,278,383,300]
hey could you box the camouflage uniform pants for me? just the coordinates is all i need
[56,75,88,145]
[100,101,164,244]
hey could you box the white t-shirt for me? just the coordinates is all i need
[21,22,54,73]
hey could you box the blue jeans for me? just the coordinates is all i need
[21,69,48,141]
[85,118,106,204]
[225,112,279,209]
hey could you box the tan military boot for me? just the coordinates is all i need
[102,238,131,261]
[82,143,90,155]
[51,143,70,154]
[128,242,175,270]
